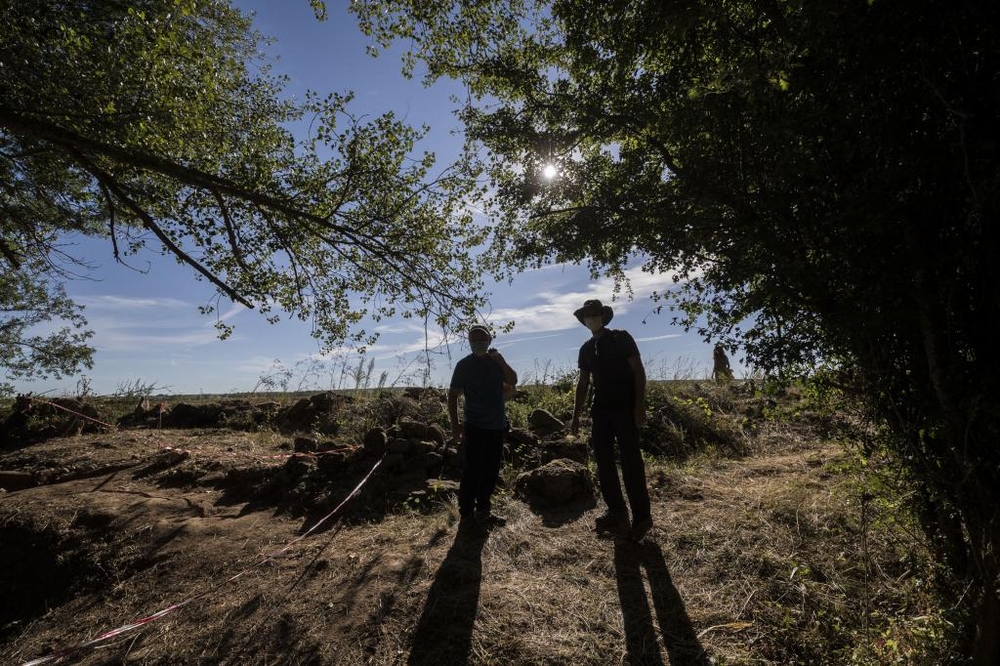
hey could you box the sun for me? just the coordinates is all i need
[542,163,558,180]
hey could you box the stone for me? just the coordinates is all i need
[506,427,540,446]
[515,458,594,505]
[387,437,413,454]
[426,424,447,447]
[398,419,429,440]
[539,438,590,464]
[293,436,317,453]
[425,478,460,496]
[363,428,388,455]
[443,446,462,467]
[284,455,316,476]
[317,451,349,473]
[278,398,317,431]
[404,451,443,474]
[527,409,565,435]
[166,402,224,428]
[0,470,35,491]
[382,453,405,471]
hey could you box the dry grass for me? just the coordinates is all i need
[0,385,959,665]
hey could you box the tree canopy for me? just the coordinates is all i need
[351,0,1000,660]
[0,0,488,392]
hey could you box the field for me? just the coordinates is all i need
[0,382,959,665]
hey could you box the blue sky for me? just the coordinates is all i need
[13,1,736,397]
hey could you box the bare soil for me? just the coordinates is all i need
[0,397,946,665]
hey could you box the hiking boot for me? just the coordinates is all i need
[475,511,507,529]
[594,510,630,537]
[458,514,487,538]
[629,516,654,542]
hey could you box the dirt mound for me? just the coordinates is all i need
[3,392,366,447]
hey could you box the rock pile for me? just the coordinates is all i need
[514,458,594,506]
[1,395,105,446]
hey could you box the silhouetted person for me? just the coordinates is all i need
[712,344,734,384]
[448,324,517,534]
[570,299,653,541]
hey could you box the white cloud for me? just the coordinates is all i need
[488,263,686,335]
[70,293,252,354]
[96,329,235,352]
[634,333,685,343]
[358,262,692,370]
[299,330,453,363]
[374,321,428,335]
[79,295,189,310]
[231,355,290,375]
[494,333,565,349]
[219,303,248,322]
[368,330,453,360]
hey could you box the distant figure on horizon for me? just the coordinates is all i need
[570,299,653,542]
[448,324,518,535]
[712,344,734,384]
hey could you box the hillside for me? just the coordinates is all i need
[0,384,955,664]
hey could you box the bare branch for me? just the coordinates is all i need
[213,189,250,272]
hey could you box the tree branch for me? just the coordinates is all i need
[213,189,250,272]
[0,108,331,228]
[71,151,254,309]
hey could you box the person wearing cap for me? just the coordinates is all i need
[570,299,653,541]
[448,324,518,532]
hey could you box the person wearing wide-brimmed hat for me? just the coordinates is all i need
[449,324,518,534]
[570,299,653,541]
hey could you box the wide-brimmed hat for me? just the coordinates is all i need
[573,299,614,325]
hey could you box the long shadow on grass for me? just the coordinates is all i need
[407,524,486,665]
[614,540,711,666]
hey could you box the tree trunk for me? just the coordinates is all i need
[970,517,1000,664]
[973,581,1000,665]
[905,228,1000,662]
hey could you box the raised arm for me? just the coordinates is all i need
[487,349,518,386]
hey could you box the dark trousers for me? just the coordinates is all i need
[590,407,651,522]
[459,423,504,517]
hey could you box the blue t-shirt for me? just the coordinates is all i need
[450,353,507,430]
